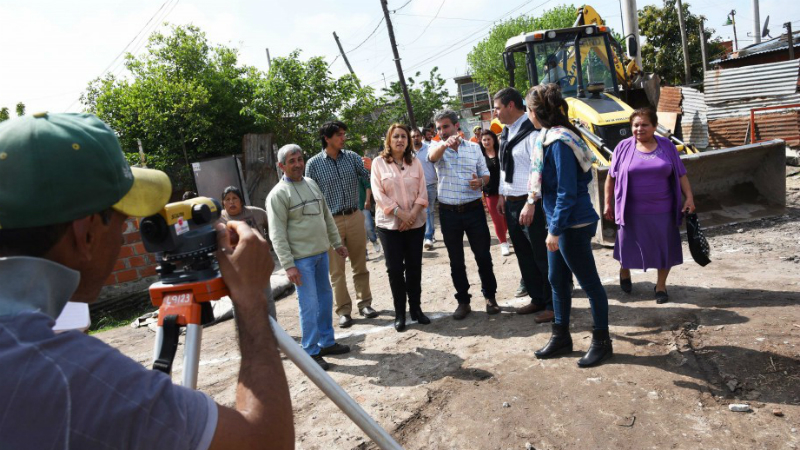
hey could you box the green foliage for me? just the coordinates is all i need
[15,102,25,117]
[243,50,375,155]
[467,5,578,94]
[0,107,9,122]
[82,24,262,188]
[382,67,457,129]
[639,0,725,85]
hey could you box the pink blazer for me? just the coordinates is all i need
[371,156,429,230]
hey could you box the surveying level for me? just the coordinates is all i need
[140,197,228,389]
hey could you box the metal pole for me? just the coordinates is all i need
[266,48,272,72]
[786,22,795,60]
[183,324,202,389]
[270,317,405,450]
[732,11,739,52]
[676,0,692,84]
[333,32,361,87]
[699,17,708,74]
[620,0,643,69]
[752,0,761,45]
[380,0,417,129]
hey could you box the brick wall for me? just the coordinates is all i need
[104,217,159,287]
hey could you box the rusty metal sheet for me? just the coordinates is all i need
[706,95,800,120]
[704,59,800,104]
[708,116,750,148]
[751,111,800,147]
[657,86,682,113]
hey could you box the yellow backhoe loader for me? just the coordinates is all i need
[502,5,786,244]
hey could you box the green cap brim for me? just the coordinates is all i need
[112,167,172,217]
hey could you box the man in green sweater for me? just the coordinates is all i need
[267,144,351,370]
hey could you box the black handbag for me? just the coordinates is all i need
[685,212,711,266]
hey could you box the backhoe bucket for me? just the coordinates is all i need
[590,140,787,245]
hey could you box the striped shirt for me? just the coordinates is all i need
[428,139,489,206]
[305,149,371,214]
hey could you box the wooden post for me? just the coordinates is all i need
[380,0,416,129]
[786,22,795,60]
[676,0,692,84]
[333,32,360,87]
[699,17,708,74]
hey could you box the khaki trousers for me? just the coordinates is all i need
[328,210,372,316]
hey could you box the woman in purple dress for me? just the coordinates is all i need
[603,108,696,303]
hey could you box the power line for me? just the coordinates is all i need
[392,0,414,12]
[403,0,447,46]
[366,0,548,87]
[346,17,386,54]
[395,13,493,22]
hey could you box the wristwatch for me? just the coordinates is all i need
[526,196,535,205]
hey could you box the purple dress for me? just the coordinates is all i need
[611,137,686,270]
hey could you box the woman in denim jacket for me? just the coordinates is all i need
[525,84,612,367]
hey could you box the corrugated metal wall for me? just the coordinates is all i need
[704,59,800,148]
[681,87,709,148]
[657,86,682,113]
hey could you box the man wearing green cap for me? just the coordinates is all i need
[0,113,293,449]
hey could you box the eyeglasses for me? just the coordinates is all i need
[290,182,322,215]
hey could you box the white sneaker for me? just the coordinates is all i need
[423,239,434,250]
[372,241,382,253]
[500,242,510,256]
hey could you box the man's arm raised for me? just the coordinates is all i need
[209,221,294,450]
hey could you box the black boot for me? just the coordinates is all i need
[394,312,406,332]
[577,329,613,367]
[534,323,573,359]
[409,306,430,324]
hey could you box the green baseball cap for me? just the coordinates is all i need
[0,112,172,229]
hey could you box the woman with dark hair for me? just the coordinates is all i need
[479,129,510,256]
[526,83,612,367]
[218,185,276,319]
[604,108,696,304]
[371,123,430,331]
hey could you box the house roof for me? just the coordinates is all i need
[711,30,800,64]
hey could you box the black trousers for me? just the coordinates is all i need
[439,204,497,304]
[505,198,553,309]
[376,226,425,314]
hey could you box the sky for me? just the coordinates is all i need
[1,0,797,115]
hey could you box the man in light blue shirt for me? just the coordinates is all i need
[427,109,498,319]
[413,127,438,249]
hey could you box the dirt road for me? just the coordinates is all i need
[100,171,800,449]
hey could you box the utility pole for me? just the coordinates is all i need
[333,32,360,87]
[752,0,761,44]
[380,0,416,129]
[786,22,795,60]
[265,48,272,72]
[621,0,643,70]
[699,17,708,74]
[676,0,692,84]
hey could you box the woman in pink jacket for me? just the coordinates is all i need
[371,123,430,331]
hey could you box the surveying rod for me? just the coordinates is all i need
[269,317,405,450]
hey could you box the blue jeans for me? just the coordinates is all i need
[294,252,336,356]
[424,183,437,240]
[439,204,497,303]
[362,209,377,243]
[547,222,609,330]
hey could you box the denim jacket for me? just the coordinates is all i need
[541,140,599,236]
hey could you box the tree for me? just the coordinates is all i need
[243,50,376,155]
[82,24,262,188]
[382,67,457,130]
[467,5,578,94]
[15,102,25,117]
[639,0,725,85]
[0,108,9,122]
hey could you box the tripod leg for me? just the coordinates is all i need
[269,317,404,450]
[183,324,202,389]
[153,326,164,369]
